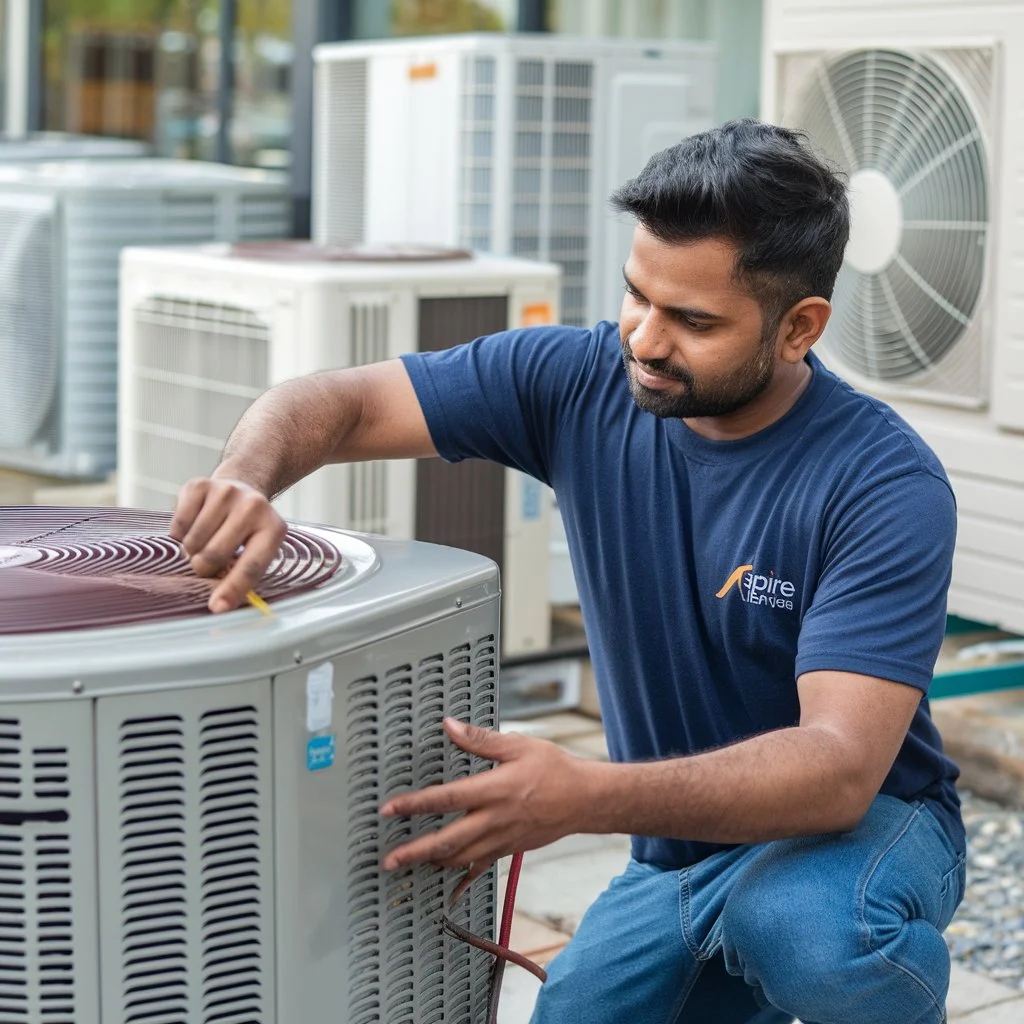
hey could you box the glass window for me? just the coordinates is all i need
[354,0,516,40]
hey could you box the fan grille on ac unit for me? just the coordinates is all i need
[0,508,341,634]
[782,48,992,400]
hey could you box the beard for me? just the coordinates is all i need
[620,330,777,419]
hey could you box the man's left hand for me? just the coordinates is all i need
[380,718,592,875]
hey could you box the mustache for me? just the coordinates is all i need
[621,337,695,386]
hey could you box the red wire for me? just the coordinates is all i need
[500,851,524,948]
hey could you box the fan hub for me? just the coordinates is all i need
[0,545,42,568]
[846,169,903,275]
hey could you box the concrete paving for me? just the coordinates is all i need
[495,711,1024,1024]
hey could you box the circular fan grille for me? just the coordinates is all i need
[0,508,341,635]
[792,49,989,381]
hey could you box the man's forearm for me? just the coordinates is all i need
[580,726,873,844]
[213,372,359,498]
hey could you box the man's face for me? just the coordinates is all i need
[619,227,781,420]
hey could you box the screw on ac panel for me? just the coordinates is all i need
[294,650,303,664]
[455,597,463,608]
[71,680,84,694]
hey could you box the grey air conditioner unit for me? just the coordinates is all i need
[0,132,151,161]
[0,159,290,480]
[0,505,500,1023]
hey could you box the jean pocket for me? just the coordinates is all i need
[937,853,966,931]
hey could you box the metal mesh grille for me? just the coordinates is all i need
[118,715,189,1023]
[511,59,593,326]
[780,47,992,402]
[129,298,270,508]
[344,634,498,1023]
[0,196,58,452]
[315,59,368,245]
[347,303,392,534]
[460,57,497,251]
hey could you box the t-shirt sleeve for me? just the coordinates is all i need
[399,324,597,486]
[795,469,956,692]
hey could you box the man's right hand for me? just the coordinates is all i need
[169,476,287,614]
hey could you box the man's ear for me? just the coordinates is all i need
[778,297,832,364]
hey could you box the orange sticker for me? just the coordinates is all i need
[409,62,438,81]
[521,302,553,327]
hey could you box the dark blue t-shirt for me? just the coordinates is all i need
[401,320,964,869]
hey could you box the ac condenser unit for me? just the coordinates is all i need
[0,159,290,480]
[118,241,561,657]
[762,0,1024,632]
[0,505,500,1024]
[312,33,716,327]
[0,132,151,160]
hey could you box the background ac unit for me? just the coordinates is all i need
[118,241,561,657]
[0,132,151,160]
[762,0,1024,634]
[312,33,716,328]
[0,159,290,480]
[0,506,500,1024]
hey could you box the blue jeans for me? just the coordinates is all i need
[530,795,966,1024]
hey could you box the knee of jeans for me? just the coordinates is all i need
[720,868,861,1004]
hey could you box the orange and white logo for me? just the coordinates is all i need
[716,563,797,611]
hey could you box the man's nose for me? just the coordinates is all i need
[629,312,675,365]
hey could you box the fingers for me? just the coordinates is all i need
[382,811,496,871]
[169,476,286,613]
[381,773,490,819]
[445,718,522,761]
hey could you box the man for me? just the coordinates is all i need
[170,120,964,1023]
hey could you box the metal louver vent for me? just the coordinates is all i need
[112,697,269,1024]
[0,718,25,1024]
[460,56,497,251]
[783,48,992,400]
[344,634,498,1023]
[316,59,368,245]
[118,715,189,1023]
[34,831,75,1021]
[0,195,58,452]
[130,298,270,510]
[198,706,264,1023]
[0,718,19,800]
[348,303,392,534]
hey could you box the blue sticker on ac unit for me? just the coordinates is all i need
[522,477,542,521]
[306,734,336,772]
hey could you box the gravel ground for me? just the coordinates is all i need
[947,790,1024,990]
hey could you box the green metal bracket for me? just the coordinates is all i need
[932,660,1024,700]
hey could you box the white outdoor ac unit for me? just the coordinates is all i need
[312,33,716,327]
[0,505,500,1024]
[118,241,562,657]
[0,132,151,160]
[762,0,1024,633]
[0,158,290,480]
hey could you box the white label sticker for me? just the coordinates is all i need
[306,662,335,732]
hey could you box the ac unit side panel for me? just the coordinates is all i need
[0,700,99,1024]
[502,472,552,655]
[272,607,499,1024]
[96,679,276,1024]
[364,52,462,247]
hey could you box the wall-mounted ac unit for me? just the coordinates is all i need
[0,132,151,160]
[762,0,1024,633]
[118,241,561,657]
[0,159,290,480]
[0,505,500,1023]
[312,33,716,327]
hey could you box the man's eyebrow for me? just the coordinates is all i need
[621,267,725,322]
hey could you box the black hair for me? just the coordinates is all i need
[610,119,850,329]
